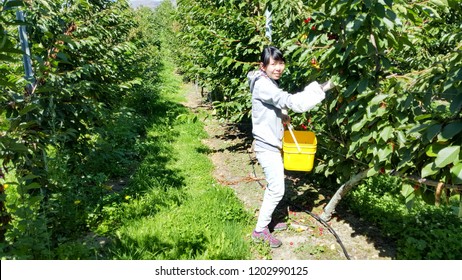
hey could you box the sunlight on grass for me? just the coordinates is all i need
[107,54,253,260]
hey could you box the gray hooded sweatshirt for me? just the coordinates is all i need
[248,70,325,152]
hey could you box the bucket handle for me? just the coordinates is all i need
[287,124,301,153]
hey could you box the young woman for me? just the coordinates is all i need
[247,46,327,248]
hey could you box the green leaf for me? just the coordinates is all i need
[4,0,24,9]
[422,162,439,178]
[401,183,416,207]
[381,17,394,29]
[434,146,460,168]
[425,123,442,142]
[379,126,393,142]
[408,122,436,135]
[396,130,407,145]
[380,0,393,6]
[449,94,462,114]
[414,114,433,121]
[19,104,39,115]
[6,142,28,153]
[20,174,40,182]
[351,117,367,132]
[367,167,378,177]
[425,143,445,157]
[369,94,387,106]
[376,144,393,162]
[357,79,368,94]
[0,54,18,62]
[24,182,41,191]
[421,189,436,205]
[345,13,367,33]
[450,162,462,184]
[440,121,462,141]
[56,52,70,63]
[430,0,449,7]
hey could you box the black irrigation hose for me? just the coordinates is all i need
[248,152,351,260]
[288,203,351,260]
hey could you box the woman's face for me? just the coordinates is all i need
[261,57,285,80]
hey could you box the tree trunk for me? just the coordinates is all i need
[320,169,370,221]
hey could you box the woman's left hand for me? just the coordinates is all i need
[282,114,291,125]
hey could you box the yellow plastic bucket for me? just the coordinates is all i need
[283,129,317,172]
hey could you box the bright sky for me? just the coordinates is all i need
[129,0,163,8]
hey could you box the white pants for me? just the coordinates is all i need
[255,148,285,232]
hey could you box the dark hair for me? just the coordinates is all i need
[260,46,285,66]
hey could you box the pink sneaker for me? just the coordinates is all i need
[252,227,282,248]
[272,222,288,231]
[268,220,288,231]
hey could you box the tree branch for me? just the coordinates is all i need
[399,173,462,191]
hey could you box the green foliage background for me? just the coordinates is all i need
[175,0,462,259]
[1,0,462,260]
[0,0,161,258]
[175,0,461,201]
[1,0,251,260]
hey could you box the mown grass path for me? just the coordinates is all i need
[106,64,253,260]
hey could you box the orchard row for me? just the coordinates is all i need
[175,0,462,214]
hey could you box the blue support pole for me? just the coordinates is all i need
[265,9,272,42]
[16,9,35,94]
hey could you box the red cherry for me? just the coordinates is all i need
[328,33,339,40]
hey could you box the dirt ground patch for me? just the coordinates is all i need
[183,83,396,260]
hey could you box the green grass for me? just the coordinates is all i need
[102,61,253,260]
[2,3,253,259]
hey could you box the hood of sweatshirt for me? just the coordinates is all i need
[247,69,280,93]
[247,70,263,93]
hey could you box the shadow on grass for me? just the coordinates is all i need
[206,122,253,154]
[98,95,195,255]
[49,82,195,259]
[108,229,208,260]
